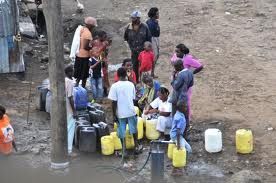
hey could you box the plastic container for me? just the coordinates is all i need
[79,127,97,152]
[125,125,135,149]
[134,106,140,116]
[172,147,186,167]
[204,128,222,153]
[101,135,114,155]
[45,90,52,114]
[110,132,122,150]
[146,119,160,140]
[73,86,88,110]
[137,117,144,140]
[93,122,110,151]
[167,143,176,159]
[74,120,91,148]
[236,129,253,154]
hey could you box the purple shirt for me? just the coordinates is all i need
[171,53,202,69]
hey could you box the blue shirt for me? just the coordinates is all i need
[169,69,193,104]
[170,111,186,139]
[146,18,160,37]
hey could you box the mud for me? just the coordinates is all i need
[1,0,276,182]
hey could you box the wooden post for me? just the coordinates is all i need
[43,0,69,169]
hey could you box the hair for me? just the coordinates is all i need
[144,41,152,47]
[0,105,6,115]
[117,67,127,78]
[176,43,190,55]
[159,87,169,95]
[142,74,153,84]
[64,64,73,75]
[174,59,184,68]
[176,101,187,112]
[148,7,159,18]
[94,30,107,39]
[122,58,132,66]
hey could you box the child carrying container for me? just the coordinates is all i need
[170,101,192,176]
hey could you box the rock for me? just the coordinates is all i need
[40,65,47,70]
[267,127,274,131]
[25,50,34,56]
[64,45,71,54]
[228,170,262,183]
[19,16,38,39]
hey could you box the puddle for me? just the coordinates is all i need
[186,161,224,178]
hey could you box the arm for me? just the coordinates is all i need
[146,26,152,42]
[193,65,203,74]
[177,128,181,150]
[124,25,129,42]
[172,74,184,90]
[112,101,118,122]
[159,111,171,117]
[69,96,77,119]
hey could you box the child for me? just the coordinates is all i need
[144,87,172,138]
[90,30,111,98]
[138,41,154,81]
[114,58,137,84]
[64,65,78,156]
[170,101,192,176]
[0,105,16,155]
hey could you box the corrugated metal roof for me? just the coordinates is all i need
[0,0,14,37]
[0,37,9,73]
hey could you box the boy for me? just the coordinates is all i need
[138,41,154,80]
[108,67,142,166]
[65,65,78,156]
[90,57,104,100]
[170,101,192,176]
[114,58,137,84]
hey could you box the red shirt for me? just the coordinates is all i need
[114,70,137,84]
[138,50,154,72]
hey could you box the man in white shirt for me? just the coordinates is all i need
[64,65,77,156]
[108,67,142,160]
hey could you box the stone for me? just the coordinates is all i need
[19,16,38,39]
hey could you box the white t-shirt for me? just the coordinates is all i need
[65,77,74,117]
[108,80,136,118]
[150,97,172,113]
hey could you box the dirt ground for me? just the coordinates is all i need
[1,0,276,182]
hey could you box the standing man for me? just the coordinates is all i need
[124,11,152,82]
[146,7,160,78]
[74,17,97,88]
[108,67,142,164]
[64,65,78,156]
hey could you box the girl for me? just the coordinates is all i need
[144,87,172,138]
[171,44,203,120]
[138,41,154,81]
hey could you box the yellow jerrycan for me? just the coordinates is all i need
[110,132,122,150]
[167,143,176,159]
[137,117,145,140]
[101,135,115,155]
[172,147,187,167]
[236,129,253,154]
[125,125,135,149]
[134,106,140,116]
[146,119,160,140]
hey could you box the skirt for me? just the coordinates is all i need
[74,56,90,80]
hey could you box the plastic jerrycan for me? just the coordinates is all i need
[125,125,135,149]
[167,143,176,159]
[137,117,144,140]
[205,128,222,153]
[110,132,122,150]
[236,129,253,154]
[172,147,187,167]
[79,127,97,152]
[146,119,160,140]
[101,135,114,155]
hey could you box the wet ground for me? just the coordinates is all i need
[1,0,276,182]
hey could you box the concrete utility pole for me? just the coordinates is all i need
[43,0,69,169]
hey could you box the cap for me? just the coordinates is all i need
[84,17,98,26]
[131,11,142,18]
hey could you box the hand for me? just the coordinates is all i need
[144,110,149,115]
[114,115,119,123]
[127,71,131,77]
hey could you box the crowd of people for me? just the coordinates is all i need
[68,7,204,174]
[0,7,203,176]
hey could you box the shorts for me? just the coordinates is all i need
[74,56,90,80]
[117,115,137,139]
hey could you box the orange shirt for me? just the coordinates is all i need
[77,27,92,58]
[0,115,14,155]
